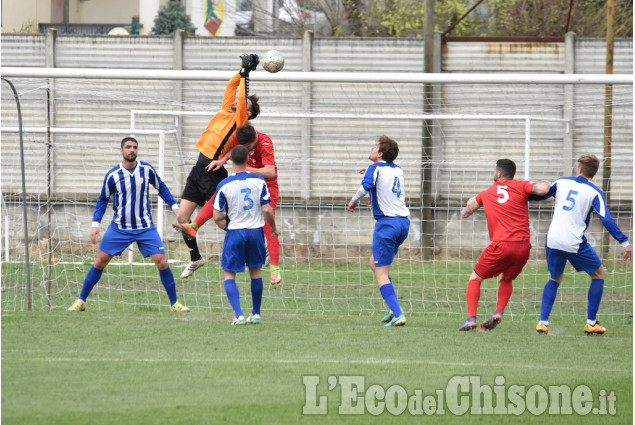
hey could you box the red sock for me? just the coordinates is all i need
[193,195,215,228]
[264,221,280,266]
[264,197,279,266]
[496,279,513,313]
[466,279,481,318]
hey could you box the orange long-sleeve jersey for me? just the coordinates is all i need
[195,72,248,161]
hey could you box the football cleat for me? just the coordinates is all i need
[170,301,190,312]
[381,310,394,323]
[246,314,261,324]
[180,258,206,279]
[459,317,477,331]
[172,222,198,241]
[67,299,86,311]
[270,265,281,285]
[385,314,406,327]
[536,322,549,335]
[584,321,606,335]
[232,316,246,326]
[481,312,503,331]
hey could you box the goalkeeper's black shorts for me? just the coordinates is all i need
[181,162,228,207]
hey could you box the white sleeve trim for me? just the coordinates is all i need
[171,203,179,211]
[91,222,100,228]
[351,186,368,203]
[621,241,630,248]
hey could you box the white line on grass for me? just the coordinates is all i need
[3,355,628,374]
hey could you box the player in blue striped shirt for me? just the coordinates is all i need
[348,135,410,327]
[535,154,631,335]
[212,145,280,325]
[68,137,189,312]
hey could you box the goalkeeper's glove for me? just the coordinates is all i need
[240,53,260,76]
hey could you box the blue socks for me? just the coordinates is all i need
[587,279,604,323]
[251,278,263,315]
[540,279,559,322]
[224,279,243,318]
[159,267,178,305]
[79,266,104,301]
[379,282,402,318]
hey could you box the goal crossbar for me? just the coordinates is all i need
[1,67,632,85]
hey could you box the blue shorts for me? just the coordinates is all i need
[99,223,165,257]
[222,228,266,273]
[546,241,602,279]
[372,216,410,267]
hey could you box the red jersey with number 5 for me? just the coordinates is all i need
[475,180,535,242]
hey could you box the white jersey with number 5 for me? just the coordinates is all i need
[546,176,628,253]
[362,161,410,220]
[213,171,271,230]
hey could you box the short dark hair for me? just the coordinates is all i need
[377,135,399,162]
[496,159,516,179]
[248,94,260,120]
[231,144,248,166]
[235,124,257,145]
[578,154,600,178]
[121,137,138,148]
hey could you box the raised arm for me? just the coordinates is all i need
[221,73,242,112]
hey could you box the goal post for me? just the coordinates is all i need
[1,69,631,321]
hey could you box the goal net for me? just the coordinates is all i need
[1,74,632,322]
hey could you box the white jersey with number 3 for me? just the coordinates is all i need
[213,171,271,230]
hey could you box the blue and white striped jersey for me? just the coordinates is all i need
[362,161,410,220]
[213,171,271,230]
[92,161,178,230]
[545,176,628,253]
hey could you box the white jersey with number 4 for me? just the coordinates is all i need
[362,161,410,220]
[546,176,628,253]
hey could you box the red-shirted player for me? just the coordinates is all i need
[173,124,282,284]
[459,159,550,331]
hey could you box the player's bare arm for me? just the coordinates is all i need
[262,204,280,237]
[212,208,227,230]
[461,197,480,219]
[246,164,276,179]
[531,181,551,196]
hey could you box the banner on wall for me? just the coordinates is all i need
[192,0,238,36]
[204,0,224,35]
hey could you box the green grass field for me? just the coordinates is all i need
[2,310,632,424]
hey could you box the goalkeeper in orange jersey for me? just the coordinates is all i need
[174,54,260,279]
[174,124,283,284]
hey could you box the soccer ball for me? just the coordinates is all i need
[263,50,285,73]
